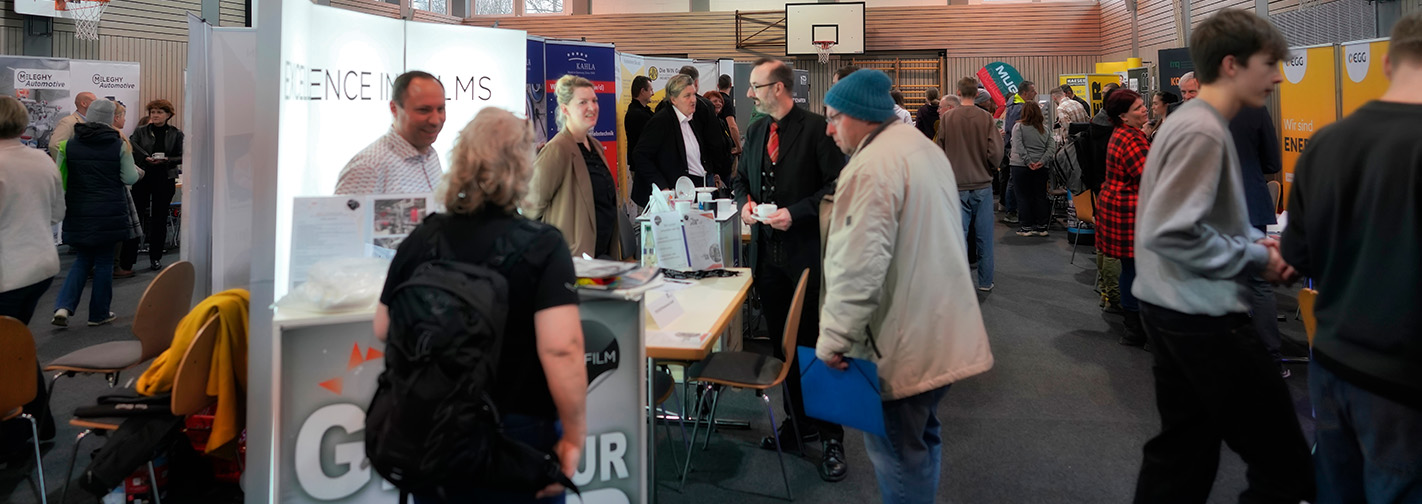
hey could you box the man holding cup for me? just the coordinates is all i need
[734,57,848,482]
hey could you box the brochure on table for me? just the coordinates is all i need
[646,210,724,271]
[288,193,432,290]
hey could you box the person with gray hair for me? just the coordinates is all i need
[635,73,730,206]
[1167,71,1199,116]
[50,99,140,327]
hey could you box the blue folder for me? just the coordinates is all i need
[796,346,887,438]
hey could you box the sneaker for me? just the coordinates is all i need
[51,309,70,327]
[1033,228,1049,237]
[977,283,994,292]
[88,312,117,326]
[1015,227,1035,237]
[1003,212,1020,224]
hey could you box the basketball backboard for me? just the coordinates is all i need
[785,2,865,57]
[14,0,76,18]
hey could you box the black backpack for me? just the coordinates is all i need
[365,214,579,501]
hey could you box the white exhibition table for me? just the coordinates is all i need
[262,268,751,504]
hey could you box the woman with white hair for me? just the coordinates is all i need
[373,107,588,504]
[51,98,139,327]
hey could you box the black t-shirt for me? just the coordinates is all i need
[379,210,580,419]
[577,141,617,257]
[718,90,736,121]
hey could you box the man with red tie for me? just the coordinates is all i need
[734,57,847,482]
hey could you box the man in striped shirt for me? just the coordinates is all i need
[334,71,447,195]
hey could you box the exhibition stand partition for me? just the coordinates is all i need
[206,2,650,503]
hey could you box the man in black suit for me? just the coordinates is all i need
[624,76,655,179]
[655,68,732,172]
[632,74,728,207]
[734,57,848,482]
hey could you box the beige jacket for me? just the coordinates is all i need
[523,130,622,259]
[49,111,84,160]
[817,121,993,401]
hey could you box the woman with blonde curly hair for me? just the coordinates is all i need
[374,107,588,504]
[522,74,622,259]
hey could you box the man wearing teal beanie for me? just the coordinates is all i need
[818,69,994,504]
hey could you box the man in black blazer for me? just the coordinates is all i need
[647,69,731,175]
[632,74,727,207]
[734,57,847,482]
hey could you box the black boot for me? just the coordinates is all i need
[819,439,848,482]
[1119,311,1147,347]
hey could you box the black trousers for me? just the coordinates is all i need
[0,277,56,453]
[1134,302,1314,504]
[1011,165,1051,229]
[754,259,843,442]
[121,176,176,268]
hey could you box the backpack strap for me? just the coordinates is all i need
[420,213,458,262]
[487,217,545,273]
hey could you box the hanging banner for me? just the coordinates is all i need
[1278,44,1339,208]
[544,41,619,183]
[528,37,548,149]
[404,23,527,169]
[1157,47,1194,100]
[1340,38,1390,117]
[2,55,143,149]
[976,61,1024,115]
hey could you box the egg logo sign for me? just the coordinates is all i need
[583,320,619,392]
[1344,43,1371,83]
[1283,49,1309,85]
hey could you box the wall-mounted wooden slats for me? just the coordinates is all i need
[411,9,462,24]
[330,0,402,18]
[0,0,23,28]
[99,35,187,128]
[220,0,246,26]
[100,0,203,42]
[1099,0,1132,56]
[53,33,102,59]
[468,3,1102,60]
[945,55,1102,91]
[1191,0,1254,28]
[1406,0,1421,16]
[1,25,22,54]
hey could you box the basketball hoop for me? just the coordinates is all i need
[813,40,837,64]
[54,0,111,41]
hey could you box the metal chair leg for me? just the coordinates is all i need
[761,392,793,501]
[679,383,712,491]
[701,386,722,450]
[60,429,93,504]
[1070,233,1080,264]
[148,459,163,504]
[23,414,47,504]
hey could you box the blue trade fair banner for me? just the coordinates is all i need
[544,41,619,179]
[527,37,548,149]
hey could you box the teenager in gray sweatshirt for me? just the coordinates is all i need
[1129,9,1313,504]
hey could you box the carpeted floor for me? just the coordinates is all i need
[2,219,1315,503]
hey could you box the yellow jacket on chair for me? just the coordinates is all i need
[137,288,250,456]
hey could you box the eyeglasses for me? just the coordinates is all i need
[826,111,844,123]
[750,82,776,91]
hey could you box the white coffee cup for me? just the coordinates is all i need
[152,152,166,160]
[755,203,777,220]
[674,201,692,215]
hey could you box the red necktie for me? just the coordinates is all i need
[768,122,780,164]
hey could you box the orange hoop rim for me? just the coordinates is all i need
[813,40,837,49]
[54,0,110,11]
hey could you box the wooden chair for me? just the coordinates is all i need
[59,315,219,504]
[1268,180,1282,213]
[681,269,809,500]
[1068,190,1096,264]
[1298,288,1318,349]
[45,261,194,397]
[1,316,48,504]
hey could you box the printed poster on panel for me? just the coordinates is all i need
[404,23,527,166]
[529,37,548,149]
[1278,44,1339,209]
[545,41,619,183]
[2,55,142,149]
[1157,47,1194,99]
[616,54,693,197]
[1340,39,1389,117]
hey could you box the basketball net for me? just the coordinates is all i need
[814,41,837,64]
[55,0,111,41]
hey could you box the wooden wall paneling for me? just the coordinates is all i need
[100,36,188,129]
[1191,0,1255,28]
[1137,0,1181,51]
[0,26,21,55]
[330,0,403,19]
[468,3,1103,61]
[53,34,102,60]
[1406,0,1422,16]
[411,9,461,24]
[847,55,944,109]
[219,0,247,26]
[1099,0,1133,58]
[944,55,1102,95]
[100,0,203,42]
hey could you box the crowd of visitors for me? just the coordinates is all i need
[4,7,1419,504]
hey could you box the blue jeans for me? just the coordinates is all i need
[54,243,117,323]
[1119,258,1139,312]
[864,385,951,504]
[413,414,565,504]
[960,188,994,287]
[1310,361,1422,503]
